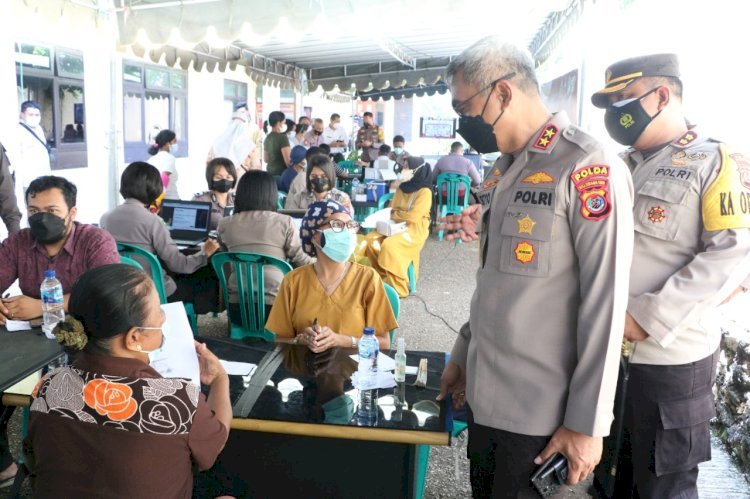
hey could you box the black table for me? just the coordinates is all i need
[0,326,65,393]
[198,337,451,499]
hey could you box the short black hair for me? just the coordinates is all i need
[26,176,77,209]
[330,113,340,121]
[206,157,238,190]
[306,146,322,161]
[285,118,296,131]
[363,112,373,118]
[119,161,163,205]
[379,144,391,155]
[269,111,286,127]
[451,141,464,152]
[69,264,154,355]
[21,100,40,113]
[393,135,405,144]
[332,153,345,163]
[319,143,331,154]
[305,155,336,193]
[235,170,278,213]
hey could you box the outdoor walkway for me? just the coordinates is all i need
[1,235,748,497]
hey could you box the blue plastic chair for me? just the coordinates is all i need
[382,282,400,345]
[376,193,417,294]
[117,243,198,333]
[435,173,472,241]
[212,252,292,341]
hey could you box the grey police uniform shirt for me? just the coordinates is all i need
[623,128,750,366]
[451,112,634,437]
[100,198,208,296]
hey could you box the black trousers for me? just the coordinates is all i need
[594,349,718,499]
[467,406,550,499]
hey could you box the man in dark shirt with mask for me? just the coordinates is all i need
[591,54,750,499]
[436,36,634,497]
[0,175,119,324]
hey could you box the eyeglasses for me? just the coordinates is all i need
[453,71,516,115]
[323,220,360,233]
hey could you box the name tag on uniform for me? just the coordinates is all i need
[476,179,499,208]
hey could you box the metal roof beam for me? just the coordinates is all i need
[375,37,416,69]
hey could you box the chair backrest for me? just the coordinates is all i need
[116,243,168,304]
[436,173,472,213]
[377,192,394,210]
[212,252,292,341]
[277,191,287,209]
[119,255,144,270]
[383,282,400,344]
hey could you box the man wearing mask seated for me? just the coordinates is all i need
[0,175,119,324]
[0,175,118,486]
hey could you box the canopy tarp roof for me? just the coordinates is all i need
[12,0,584,94]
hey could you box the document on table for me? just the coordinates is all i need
[351,370,397,390]
[5,320,32,332]
[220,360,257,377]
[149,302,201,386]
[350,352,396,371]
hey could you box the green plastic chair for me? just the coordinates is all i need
[435,173,472,241]
[212,252,292,342]
[377,193,417,294]
[117,243,198,333]
[277,191,287,209]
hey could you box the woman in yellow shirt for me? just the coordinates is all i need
[365,156,433,297]
[266,200,397,352]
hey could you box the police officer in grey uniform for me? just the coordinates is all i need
[590,54,750,498]
[437,36,635,498]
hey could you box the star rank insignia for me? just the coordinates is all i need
[647,206,666,223]
[675,131,697,146]
[533,125,558,150]
[517,214,536,235]
[521,171,554,185]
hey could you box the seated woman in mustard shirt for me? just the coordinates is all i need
[365,156,433,297]
[266,200,397,352]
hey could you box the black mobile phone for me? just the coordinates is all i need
[529,453,568,498]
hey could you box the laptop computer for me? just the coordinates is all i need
[159,199,212,247]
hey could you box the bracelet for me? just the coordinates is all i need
[292,335,300,344]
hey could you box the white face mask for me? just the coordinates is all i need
[23,116,41,128]
[135,325,166,359]
[169,143,179,155]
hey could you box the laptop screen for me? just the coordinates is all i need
[160,200,212,239]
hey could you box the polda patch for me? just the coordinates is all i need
[570,165,612,221]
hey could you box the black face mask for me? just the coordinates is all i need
[310,177,330,194]
[212,179,234,193]
[456,86,504,154]
[604,87,662,146]
[29,212,68,244]
[314,130,323,135]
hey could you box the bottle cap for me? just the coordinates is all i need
[44,270,56,279]
[363,327,375,335]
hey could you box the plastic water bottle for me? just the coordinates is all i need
[394,337,407,409]
[357,327,379,426]
[40,270,65,339]
[351,176,360,197]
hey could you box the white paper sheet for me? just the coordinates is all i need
[5,320,32,331]
[149,302,201,387]
[360,208,392,229]
[220,360,257,377]
[349,352,397,372]
[351,370,397,390]
[405,365,418,375]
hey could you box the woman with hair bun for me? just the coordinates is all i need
[147,129,180,199]
[24,263,231,498]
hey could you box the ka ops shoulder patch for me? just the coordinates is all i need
[570,165,612,221]
[702,145,750,231]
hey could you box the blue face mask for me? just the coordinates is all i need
[316,228,357,263]
[393,147,404,155]
[170,143,179,155]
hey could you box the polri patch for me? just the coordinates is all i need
[521,171,554,185]
[533,125,558,150]
[514,240,536,264]
[570,164,612,221]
